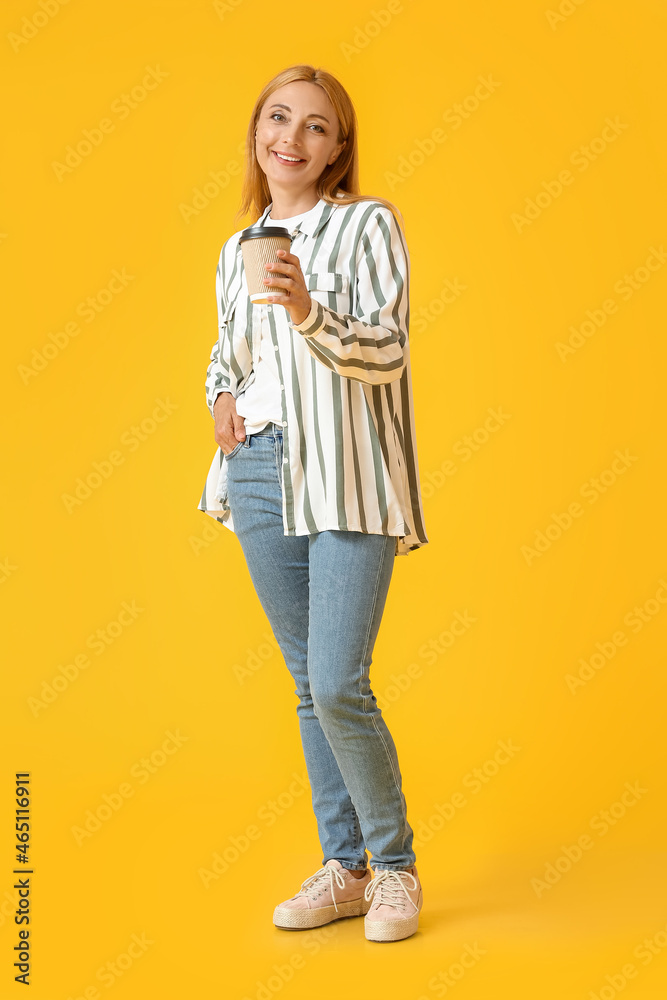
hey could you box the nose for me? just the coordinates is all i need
[276,123,302,147]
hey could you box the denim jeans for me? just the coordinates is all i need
[224,421,416,872]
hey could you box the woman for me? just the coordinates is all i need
[198,64,429,942]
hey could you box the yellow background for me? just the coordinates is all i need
[2,0,666,996]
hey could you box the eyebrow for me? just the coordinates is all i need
[268,103,330,124]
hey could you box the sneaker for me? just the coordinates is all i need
[273,859,372,930]
[364,867,423,941]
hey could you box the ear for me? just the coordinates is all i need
[330,139,346,164]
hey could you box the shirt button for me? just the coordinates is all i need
[283,458,289,465]
[267,305,272,312]
[279,384,284,390]
[274,345,279,351]
[282,420,287,427]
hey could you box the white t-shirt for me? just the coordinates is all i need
[233,206,317,435]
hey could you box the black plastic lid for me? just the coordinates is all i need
[239,226,292,243]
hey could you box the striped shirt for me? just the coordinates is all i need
[233,205,319,434]
[197,196,429,556]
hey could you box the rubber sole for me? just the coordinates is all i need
[273,894,371,930]
[365,888,423,941]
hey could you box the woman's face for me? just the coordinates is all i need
[255,81,346,196]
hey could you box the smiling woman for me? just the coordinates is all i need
[236,64,406,233]
[198,64,428,943]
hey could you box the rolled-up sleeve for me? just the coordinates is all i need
[289,206,409,385]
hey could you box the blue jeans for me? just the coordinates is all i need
[224,421,416,872]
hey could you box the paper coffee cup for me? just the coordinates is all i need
[239,226,293,304]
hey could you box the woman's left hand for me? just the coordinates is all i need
[264,250,312,326]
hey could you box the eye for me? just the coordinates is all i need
[269,113,325,133]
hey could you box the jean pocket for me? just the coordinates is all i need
[223,440,245,460]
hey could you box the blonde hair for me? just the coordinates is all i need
[235,64,406,236]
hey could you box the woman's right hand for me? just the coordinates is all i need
[213,391,246,454]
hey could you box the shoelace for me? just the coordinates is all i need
[296,864,348,913]
[364,870,419,912]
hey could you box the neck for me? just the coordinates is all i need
[268,185,319,220]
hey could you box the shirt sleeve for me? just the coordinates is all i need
[288,205,409,385]
[205,247,236,416]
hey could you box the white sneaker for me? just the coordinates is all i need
[273,859,372,930]
[364,867,423,941]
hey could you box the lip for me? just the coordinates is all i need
[271,149,307,165]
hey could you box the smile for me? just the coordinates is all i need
[271,150,306,164]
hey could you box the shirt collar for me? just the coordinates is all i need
[255,197,338,239]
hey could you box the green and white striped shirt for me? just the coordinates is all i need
[197,196,429,556]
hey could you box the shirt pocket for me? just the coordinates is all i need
[220,298,237,326]
[306,271,351,313]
